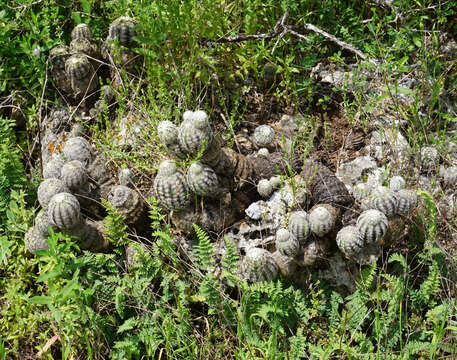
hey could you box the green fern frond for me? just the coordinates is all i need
[103,199,129,248]
[193,224,213,270]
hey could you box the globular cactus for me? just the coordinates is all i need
[288,211,310,244]
[157,120,186,159]
[61,160,88,192]
[107,16,137,47]
[62,136,92,165]
[336,226,363,259]
[442,166,457,188]
[24,226,49,254]
[38,178,69,209]
[253,125,275,147]
[258,148,269,157]
[69,38,99,62]
[45,106,72,133]
[34,210,58,237]
[275,228,300,257]
[396,189,418,215]
[43,154,66,179]
[352,182,372,202]
[257,179,273,198]
[186,162,220,197]
[368,186,398,218]
[308,204,338,237]
[420,146,439,171]
[108,185,144,224]
[65,54,97,97]
[178,110,213,156]
[47,192,81,230]
[356,209,388,244]
[153,160,191,210]
[119,168,135,187]
[301,238,330,266]
[71,23,93,40]
[269,176,282,189]
[49,45,72,94]
[243,247,279,283]
[69,219,109,252]
[389,176,406,191]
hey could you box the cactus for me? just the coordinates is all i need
[24,226,50,254]
[396,189,418,215]
[69,219,109,252]
[443,166,457,188]
[47,192,81,230]
[43,154,66,179]
[308,204,338,237]
[336,226,363,258]
[178,110,213,156]
[253,125,275,147]
[62,136,92,165]
[154,160,191,210]
[186,162,220,197]
[269,176,282,189]
[34,210,58,237]
[258,148,269,156]
[288,211,310,244]
[107,16,137,47]
[49,45,72,93]
[368,186,398,218]
[243,247,279,282]
[37,178,69,209]
[65,54,97,97]
[275,228,300,257]
[69,38,99,61]
[108,185,144,224]
[119,168,135,187]
[352,182,372,202]
[257,179,273,198]
[61,160,88,192]
[45,106,72,133]
[356,209,388,244]
[420,146,439,171]
[389,176,406,191]
[157,120,187,159]
[71,23,93,40]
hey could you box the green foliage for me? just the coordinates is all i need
[0,118,27,228]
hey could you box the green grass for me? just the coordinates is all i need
[1,0,457,358]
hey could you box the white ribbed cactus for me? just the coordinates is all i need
[65,54,97,96]
[61,160,88,192]
[288,211,310,244]
[308,204,337,237]
[178,110,213,156]
[43,155,66,179]
[275,228,300,257]
[253,125,274,147]
[37,178,69,209]
[34,210,58,237]
[62,136,92,165]
[269,176,282,189]
[336,226,363,258]
[352,182,372,202]
[71,23,93,40]
[47,192,81,230]
[368,186,398,218]
[108,185,144,224]
[389,176,406,191]
[24,226,50,254]
[396,189,418,215]
[243,247,279,283]
[421,146,439,171]
[443,166,457,188]
[356,209,388,244]
[154,160,191,210]
[257,179,273,198]
[186,162,220,197]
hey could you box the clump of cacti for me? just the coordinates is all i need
[154,160,191,211]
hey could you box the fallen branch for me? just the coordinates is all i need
[205,11,376,64]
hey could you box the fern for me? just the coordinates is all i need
[193,224,213,271]
[103,199,129,248]
[221,235,239,286]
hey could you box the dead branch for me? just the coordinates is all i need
[205,11,376,63]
